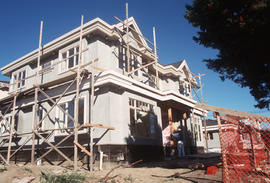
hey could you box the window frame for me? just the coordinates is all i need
[58,43,81,74]
[55,96,86,135]
[129,98,156,138]
[12,70,26,90]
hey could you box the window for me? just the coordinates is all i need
[208,132,214,140]
[41,61,52,71]
[118,46,140,76]
[0,115,11,135]
[12,70,26,90]
[179,82,190,97]
[129,98,156,137]
[55,97,85,134]
[130,54,139,76]
[60,46,79,72]
[198,124,202,141]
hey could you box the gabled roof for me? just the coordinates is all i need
[115,17,150,51]
[165,60,184,69]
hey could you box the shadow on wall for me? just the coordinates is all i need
[124,110,164,163]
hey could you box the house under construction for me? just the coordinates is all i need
[0,10,206,170]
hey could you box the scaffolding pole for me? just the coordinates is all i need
[125,3,130,73]
[6,94,17,164]
[153,27,159,89]
[31,20,43,164]
[74,15,84,171]
[198,74,208,153]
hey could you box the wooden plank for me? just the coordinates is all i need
[74,141,91,157]
[82,123,115,130]
[34,131,72,163]
[92,66,105,72]
[196,103,270,120]
[219,115,239,125]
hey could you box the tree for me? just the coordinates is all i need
[185,0,270,109]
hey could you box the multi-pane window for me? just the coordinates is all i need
[60,46,79,72]
[12,70,26,90]
[119,46,139,76]
[180,82,190,97]
[129,98,156,137]
[56,97,85,134]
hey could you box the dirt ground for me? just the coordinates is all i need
[0,160,222,183]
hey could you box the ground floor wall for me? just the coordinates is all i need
[0,144,163,164]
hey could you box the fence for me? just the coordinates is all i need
[217,114,270,182]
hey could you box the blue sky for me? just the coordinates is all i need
[0,0,269,117]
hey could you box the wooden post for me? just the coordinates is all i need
[168,108,173,135]
[90,71,94,171]
[216,113,228,183]
[153,27,159,89]
[74,15,84,171]
[31,20,43,164]
[6,94,17,164]
[125,3,130,73]
[199,74,208,152]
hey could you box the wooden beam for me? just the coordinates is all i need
[196,103,270,120]
[74,141,91,157]
[82,123,115,130]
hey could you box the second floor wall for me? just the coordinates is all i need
[3,18,197,100]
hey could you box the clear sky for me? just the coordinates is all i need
[0,0,269,117]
